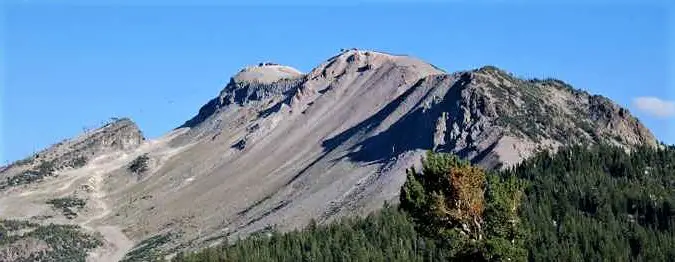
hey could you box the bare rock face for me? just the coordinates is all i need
[56,118,145,158]
[408,67,657,168]
[0,49,659,260]
[52,118,143,166]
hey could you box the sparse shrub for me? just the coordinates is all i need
[2,172,41,189]
[121,232,175,262]
[12,155,35,167]
[0,219,102,261]
[129,154,150,174]
[37,160,55,176]
[71,156,88,168]
[47,197,86,219]
[0,160,58,189]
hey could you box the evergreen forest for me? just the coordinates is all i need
[169,144,675,262]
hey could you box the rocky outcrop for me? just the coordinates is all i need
[419,68,657,168]
[37,118,144,168]
[0,118,144,185]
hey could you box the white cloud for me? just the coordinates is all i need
[632,97,675,118]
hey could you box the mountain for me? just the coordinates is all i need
[171,144,675,262]
[0,49,657,261]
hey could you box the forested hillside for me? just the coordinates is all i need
[510,144,675,261]
[171,205,449,262]
[170,144,675,262]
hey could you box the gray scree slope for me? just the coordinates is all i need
[0,49,657,260]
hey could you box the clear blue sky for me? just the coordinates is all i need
[2,1,673,164]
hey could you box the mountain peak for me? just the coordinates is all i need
[233,63,303,84]
[308,48,444,81]
[2,117,144,175]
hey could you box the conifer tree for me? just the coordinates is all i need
[400,151,526,261]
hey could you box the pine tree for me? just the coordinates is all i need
[400,151,527,261]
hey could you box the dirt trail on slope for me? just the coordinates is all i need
[84,129,190,262]
[84,169,133,262]
[0,150,137,262]
[82,153,135,262]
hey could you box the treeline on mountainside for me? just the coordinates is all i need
[508,144,675,261]
[172,204,452,262]
[170,151,525,262]
[169,144,674,262]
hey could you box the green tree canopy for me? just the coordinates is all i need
[400,151,527,261]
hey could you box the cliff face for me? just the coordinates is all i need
[0,49,658,260]
[412,67,657,168]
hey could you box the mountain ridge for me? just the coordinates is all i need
[0,49,659,261]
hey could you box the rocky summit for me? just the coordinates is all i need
[0,49,657,261]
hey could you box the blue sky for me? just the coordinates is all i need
[1,2,673,163]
